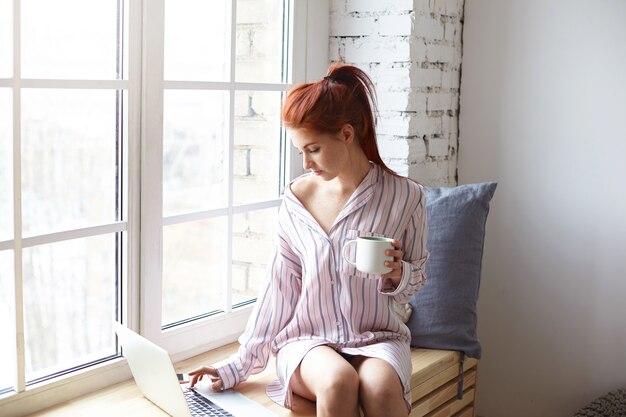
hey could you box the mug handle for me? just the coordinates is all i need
[342,239,358,266]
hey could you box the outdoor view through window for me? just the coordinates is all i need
[0,0,291,395]
[160,0,284,325]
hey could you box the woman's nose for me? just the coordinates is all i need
[302,155,312,170]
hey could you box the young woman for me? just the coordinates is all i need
[189,64,429,417]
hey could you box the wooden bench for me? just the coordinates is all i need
[28,343,478,417]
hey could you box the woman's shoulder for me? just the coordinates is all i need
[379,167,424,194]
[288,172,316,202]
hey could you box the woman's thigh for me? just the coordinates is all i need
[352,356,408,415]
[289,345,357,402]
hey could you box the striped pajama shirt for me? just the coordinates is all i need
[214,163,429,410]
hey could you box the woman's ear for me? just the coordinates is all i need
[340,124,355,144]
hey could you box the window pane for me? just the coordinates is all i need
[23,236,117,382]
[232,208,277,306]
[21,89,120,237]
[21,0,124,79]
[0,250,15,391]
[235,0,286,83]
[233,91,282,205]
[163,90,229,216]
[0,0,11,77]
[164,0,230,82]
[0,88,12,241]
[162,218,227,326]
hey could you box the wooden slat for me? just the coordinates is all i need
[423,388,475,417]
[410,349,459,388]
[411,357,478,402]
[452,406,474,417]
[410,370,477,417]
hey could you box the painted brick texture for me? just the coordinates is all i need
[329,0,465,186]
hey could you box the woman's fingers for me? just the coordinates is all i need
[188,366,219,388]
[386,239,403,261]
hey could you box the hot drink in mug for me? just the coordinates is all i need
[342,236,394,275]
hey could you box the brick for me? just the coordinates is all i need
[444,22,459,44]
[329,37,343,62]
[233,147,250,176]
[343,37,411,63]
[426,137,450,157]
[410,113,442,136]
[377,91,411,111]
[377,14,414,37]
[408,160,455,186]
[377,115,410,136]
[432,0,463,16]
[412,67,442,88]
[426,43,456,63]
[373,65,412,90]
[233,235,274,265]
[454,20,464,45]
[441,68,460,89]
[442,113,459,137]
[426,92,455,111]
[407,92,428,112]
[233,209,277,236]
[387,161,410,177]
[345,0,414,13]
[408,136,428,160]
[330,13,377,37]
[414,14,445,39]
[231,264,250,293]
[377,136,410,157]
[410,38,428,62]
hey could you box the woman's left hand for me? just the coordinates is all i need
[381,239,403,287]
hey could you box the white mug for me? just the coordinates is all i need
[342,236,394,274]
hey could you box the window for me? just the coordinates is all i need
[158,0,286,329]
[140,0,301,351]
[1,0,128,394]
[0,0,328,414]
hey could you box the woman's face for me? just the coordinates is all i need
[289,128,350,181]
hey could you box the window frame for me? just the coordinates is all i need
[0,0,328,415]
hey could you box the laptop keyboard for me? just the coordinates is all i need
[184,387,234,417]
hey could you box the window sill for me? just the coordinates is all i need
[0,357,131,417]
[17,342,314,417]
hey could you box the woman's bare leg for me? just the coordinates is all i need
[290,346,360,417]
[352,356,409,417]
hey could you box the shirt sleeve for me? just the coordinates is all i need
[378,184,429,303]
[213,204,302,390]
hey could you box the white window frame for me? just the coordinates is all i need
[0,0,328,415]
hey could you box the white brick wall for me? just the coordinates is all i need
[330,0,465,186]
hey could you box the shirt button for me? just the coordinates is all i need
[335,321,341,326]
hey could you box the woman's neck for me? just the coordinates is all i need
[332,148,372,193]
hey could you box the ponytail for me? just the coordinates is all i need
[282,63,397,176]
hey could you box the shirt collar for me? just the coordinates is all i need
[283,163,380,235]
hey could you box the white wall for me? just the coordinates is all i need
[459,1,626,416]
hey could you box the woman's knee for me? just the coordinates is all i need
[355,358,408,417]
[359,381,408,417]
[318,364,360,401]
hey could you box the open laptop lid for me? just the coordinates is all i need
[114,322,191,417]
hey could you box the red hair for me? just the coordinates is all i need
[282,63,397,176]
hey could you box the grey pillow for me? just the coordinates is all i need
[407,182,497,358]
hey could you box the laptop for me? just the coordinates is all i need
[113,322,277,417]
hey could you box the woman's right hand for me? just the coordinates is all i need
[188,366,223,391]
